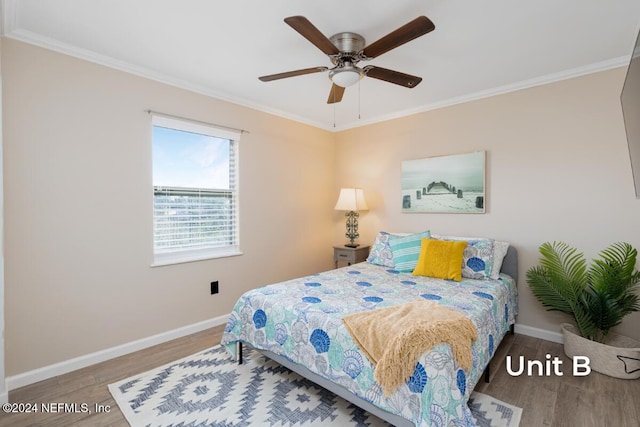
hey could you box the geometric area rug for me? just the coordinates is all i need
[468,391,522,427]
[109,345,522,427]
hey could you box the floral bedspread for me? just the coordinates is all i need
[221,262,517,426]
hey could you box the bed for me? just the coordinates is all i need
[221,234,518,427]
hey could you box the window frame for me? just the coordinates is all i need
[150,114,241,267]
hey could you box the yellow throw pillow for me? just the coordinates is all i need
[412,238,468,281]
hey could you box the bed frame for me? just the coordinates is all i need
[237,246,518,427]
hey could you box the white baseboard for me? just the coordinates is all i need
[0,391,7,404]
[6,314,229,391]
[6,316,564,392]
[515,323,564,344]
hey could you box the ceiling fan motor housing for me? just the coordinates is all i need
[329,32,365,62]
[328,32,366,87]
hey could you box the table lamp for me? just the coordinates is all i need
[334,188,368,247]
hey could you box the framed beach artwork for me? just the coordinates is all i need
[401,151,486,213]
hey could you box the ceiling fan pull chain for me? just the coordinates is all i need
[358,79,361,120]
[333,101,336,128]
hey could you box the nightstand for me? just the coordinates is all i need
[333,245,370,268]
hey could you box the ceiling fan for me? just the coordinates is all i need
[259,15,435,104]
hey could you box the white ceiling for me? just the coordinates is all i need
[2,0,640,131]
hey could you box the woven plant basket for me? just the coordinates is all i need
[562,323,640,379]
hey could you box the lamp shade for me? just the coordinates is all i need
[334,188,368,211]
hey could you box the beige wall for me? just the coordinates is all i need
[335,67,640,341]
[3,36,640,378]
[2,39,336,376]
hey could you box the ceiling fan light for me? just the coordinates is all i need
[330,68,363,88]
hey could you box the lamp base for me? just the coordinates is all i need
[344,243,360,248]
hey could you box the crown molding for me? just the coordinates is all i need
[334,56,629,131]
[3,22,630,133]
[3,27,333,131]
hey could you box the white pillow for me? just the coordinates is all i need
[490,240,510,279]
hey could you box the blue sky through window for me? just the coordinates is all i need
[153,126,230,190]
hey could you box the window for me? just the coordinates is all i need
[151,115,240,265]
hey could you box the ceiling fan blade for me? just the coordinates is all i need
[327,84,345,104]
[364,66,422,88]
[284,16,340,56]
[259,67,328,82]
[362,16,435,59]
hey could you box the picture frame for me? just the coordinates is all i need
[401,151,486,213]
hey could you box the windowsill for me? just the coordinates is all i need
[151,248,243,267]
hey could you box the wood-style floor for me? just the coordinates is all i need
[477,333,640,427]
[1,326,638,426]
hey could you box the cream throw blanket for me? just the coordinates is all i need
[342,300,477,396]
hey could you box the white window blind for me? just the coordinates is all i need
[151,114,240,265]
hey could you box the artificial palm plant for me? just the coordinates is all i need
[526,241,640,343]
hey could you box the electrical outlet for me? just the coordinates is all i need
[210,281,219,295]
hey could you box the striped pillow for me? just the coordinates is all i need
[388,230,432,272]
